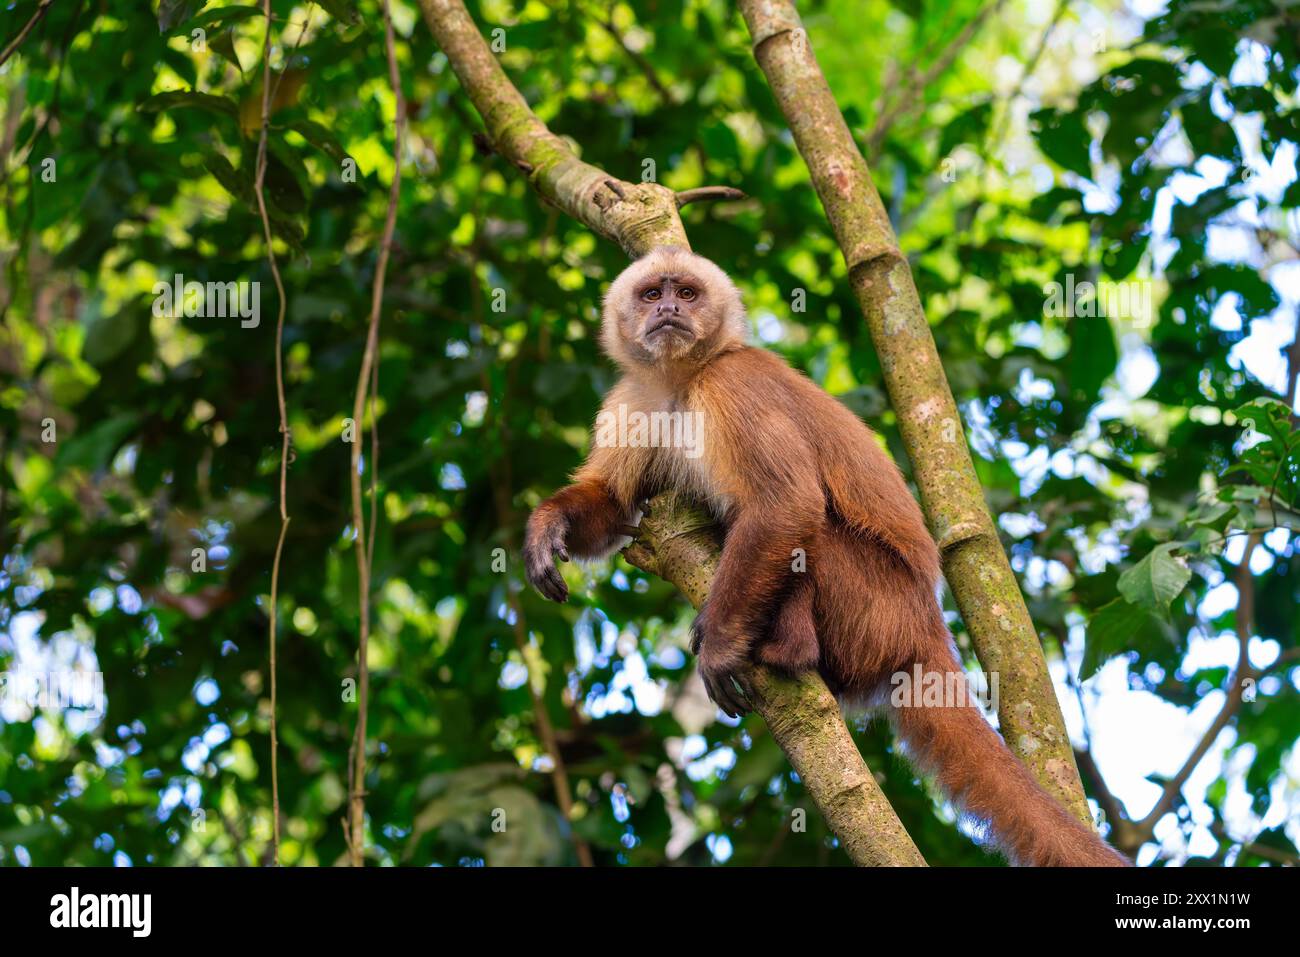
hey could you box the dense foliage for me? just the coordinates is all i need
[0,0,1296,866]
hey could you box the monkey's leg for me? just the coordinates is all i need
[691,505,821,715]
[755,575,820,675]
[524,480,633,603]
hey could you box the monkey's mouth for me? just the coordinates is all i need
[645,317,692,338]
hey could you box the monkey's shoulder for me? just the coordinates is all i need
[711,344,797,375]
[692,345,827,417]
[692,345,775,389]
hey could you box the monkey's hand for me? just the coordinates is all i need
[524,509,570,603]
[690,605,752,718]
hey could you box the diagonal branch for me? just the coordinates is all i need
[1130,537,1261,845]
[866,0,1008,159]
[467,220,594,868]
[739,0,1093,825]
[588,4,677,105]
[417,0,685,255]
[0,0,56,68]
[624,493,926,865]
[416,0,924,866]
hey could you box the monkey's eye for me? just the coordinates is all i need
[641,288,661,302]
[677,287,696,301]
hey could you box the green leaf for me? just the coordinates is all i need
[1184,25,1238,76]
[1082,598,1158,679]
[1181,95,1239,161]
[210,28,243,74]
[56,414,140,472]
[203,152,252,201]
[157,0,209,33]
[1170,185,1238,235]
[1118,543,1192,611]
[939,101,992,158]
[83,305,141,366]
[287,119,350,163]
[1032,107,1092,179]
[185,4,263,32]
[137,90,239,118]
[1230,399,1300,508]
[316,0,361,26]
[1067,312,1118,399]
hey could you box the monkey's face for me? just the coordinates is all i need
[628,272,711,358]
[601,247,747,369]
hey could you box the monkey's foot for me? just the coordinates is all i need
[701,664,752,719]
[692,623,752,717]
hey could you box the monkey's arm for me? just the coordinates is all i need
[524,475,637,602]
[524,384,651,602]
[690,360,827,713]
[692,494,824,714]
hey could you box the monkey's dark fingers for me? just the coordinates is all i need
[555,544,570,563]
[716,675,750,718]
[729,673,754,716]
[705,673,746,719]
[701,674,731,717]
[689,618,706,655]
[698,659,748,717]
[525,549,569,602]
[539,565,569,603]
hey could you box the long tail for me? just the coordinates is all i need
[889,649,1130,867]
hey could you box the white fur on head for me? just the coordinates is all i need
[600,246,748,369]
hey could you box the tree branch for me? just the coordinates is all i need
[624,493,926,866]
[1287,304,1300,417]
[866,0,1008,159]
[588,5,677,105]
[1209,821,1300,865]
[346,0,405,867]
[1130,537,1261,844]
[675,186,746,208]
[250,0,298,868]
[416,0,925,866]
[739,0,1093,824]
[417,0,686,255]
[982,0,1071,156]
[0,0,56,68]
[467,218,594,868]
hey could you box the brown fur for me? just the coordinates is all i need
[524,247,1129,866]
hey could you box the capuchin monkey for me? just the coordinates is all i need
[525,246,1128,867]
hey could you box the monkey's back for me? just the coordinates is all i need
[688,347,947,697]
[698,347,941,580]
